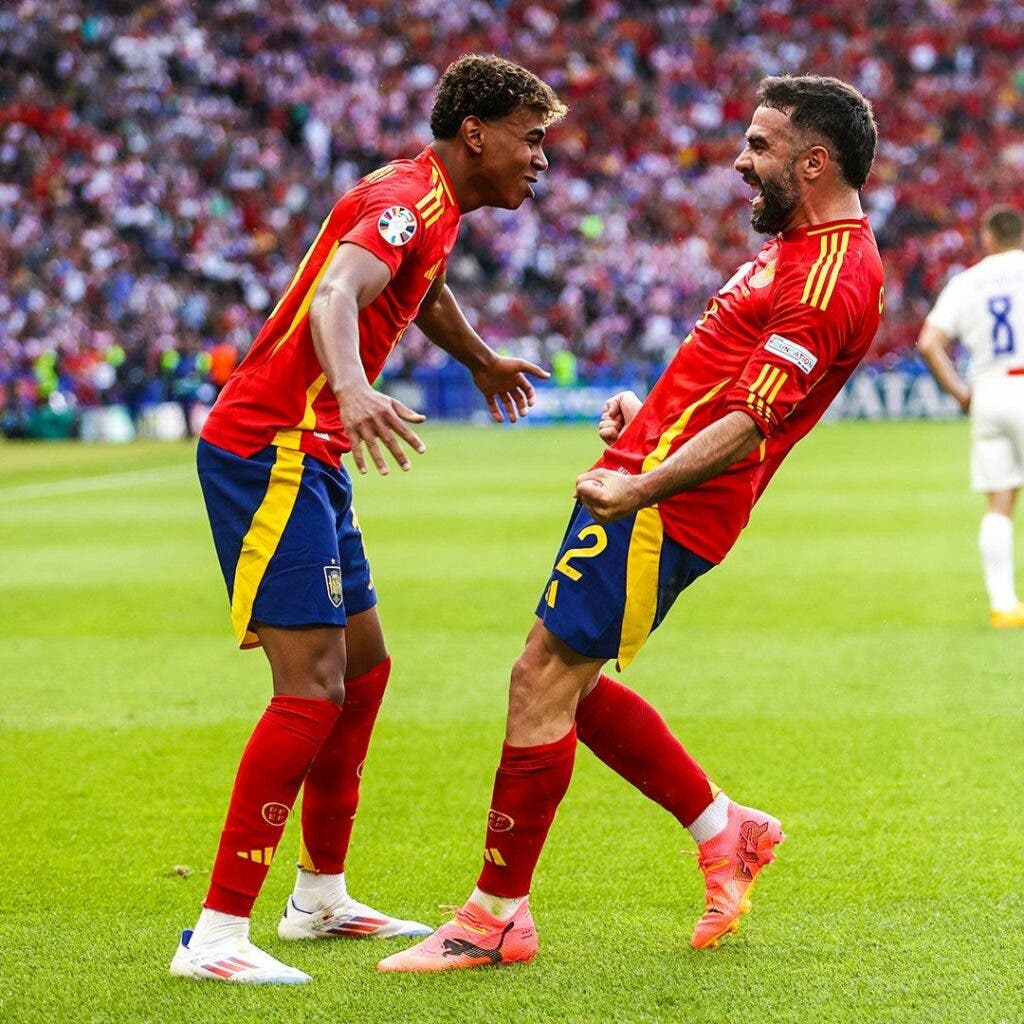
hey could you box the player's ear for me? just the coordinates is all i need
[459,116,485,156]
[801,144,830,181]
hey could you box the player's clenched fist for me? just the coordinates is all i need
[336,386,427,475]
[598,390,643,444]
[574,468,645,524]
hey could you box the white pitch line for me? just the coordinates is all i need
[0,464,193,502]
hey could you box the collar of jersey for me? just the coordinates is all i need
[781,215,867,242]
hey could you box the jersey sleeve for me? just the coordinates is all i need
[924,276,963,339]
[724,258,867,437]
[339,178,426,277]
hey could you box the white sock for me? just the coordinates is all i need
[687,792,731,845]
[291,869,348,913]
[190,907,248,947]
[979,513,1018,612]
[469,887,524,921]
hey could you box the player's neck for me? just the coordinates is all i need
[429,141,484,214]
[785,190,864,233]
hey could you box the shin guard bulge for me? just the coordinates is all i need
[476,727,577,898]
[299,657,391,874]
[204,695,341,917]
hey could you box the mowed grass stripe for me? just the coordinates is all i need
[1,421,1021,1024]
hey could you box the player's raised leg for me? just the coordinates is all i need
[279,606,431,940]
[378,623,595,972]
[574,673,784,949]
[171,624,346,984]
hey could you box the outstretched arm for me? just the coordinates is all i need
[916,323,970,412]
[310,243,427,475]
[415,279,549,422]
[575,410,762,524]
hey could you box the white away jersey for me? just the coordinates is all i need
[926,249,1024,382]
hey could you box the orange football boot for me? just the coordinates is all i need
[690,801,785,950]
[377,899,537,972]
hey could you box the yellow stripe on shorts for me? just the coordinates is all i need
[617,505,665,671]
[230,447,306,648]
[616,378,731,670]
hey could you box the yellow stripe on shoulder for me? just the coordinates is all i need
[362,165,397,186]
[802,231,850,311]
[428,154,455,204]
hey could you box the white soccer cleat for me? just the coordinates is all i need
[278,895,433,940]
[169,929,311,984]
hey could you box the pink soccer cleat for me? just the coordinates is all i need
[377,899,538,972]
[690,801,785,950]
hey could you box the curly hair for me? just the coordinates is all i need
[430,54,567,140]
[756,75,878,190]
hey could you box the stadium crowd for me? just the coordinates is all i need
[2,0,1023,434]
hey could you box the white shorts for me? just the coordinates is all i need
[970,374,1024,492]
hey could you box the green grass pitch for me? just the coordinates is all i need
[1,421,1022,1024]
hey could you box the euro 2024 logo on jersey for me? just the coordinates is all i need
[378,206,417,246]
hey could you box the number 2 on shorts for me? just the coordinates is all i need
[555,525,608,581]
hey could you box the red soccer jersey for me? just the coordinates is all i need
[201,147,461,466]
[601,217,884,563]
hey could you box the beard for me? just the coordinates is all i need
[750,162,800,235]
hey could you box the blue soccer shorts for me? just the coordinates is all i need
[196,439,376,649]
[535,501,714,670]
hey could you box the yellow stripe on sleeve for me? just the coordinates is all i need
[230,447,306,648]
[757,366,780,399]
[766,369,788,404]
[748,363,771,397]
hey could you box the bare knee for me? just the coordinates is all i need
[306,646,346,705]
[987,490,1017,518]
[507,644,553,728]
[257,624,347,705]
[506,630,593,745]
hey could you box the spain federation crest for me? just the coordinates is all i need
[324,565,343,608]
[377,206,417,246]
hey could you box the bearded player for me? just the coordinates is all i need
[170,55,566,984]
[380,74,883,972]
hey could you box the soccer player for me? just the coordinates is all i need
[379,74,884,973]
[170,55,567,984]
[917,206,1024,628]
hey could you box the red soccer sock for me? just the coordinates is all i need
[575,674,714,827]
[476,727,577,899]
[204,694,341,917]
[299,657,391,874]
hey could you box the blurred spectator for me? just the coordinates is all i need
[2,0,1023,433]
